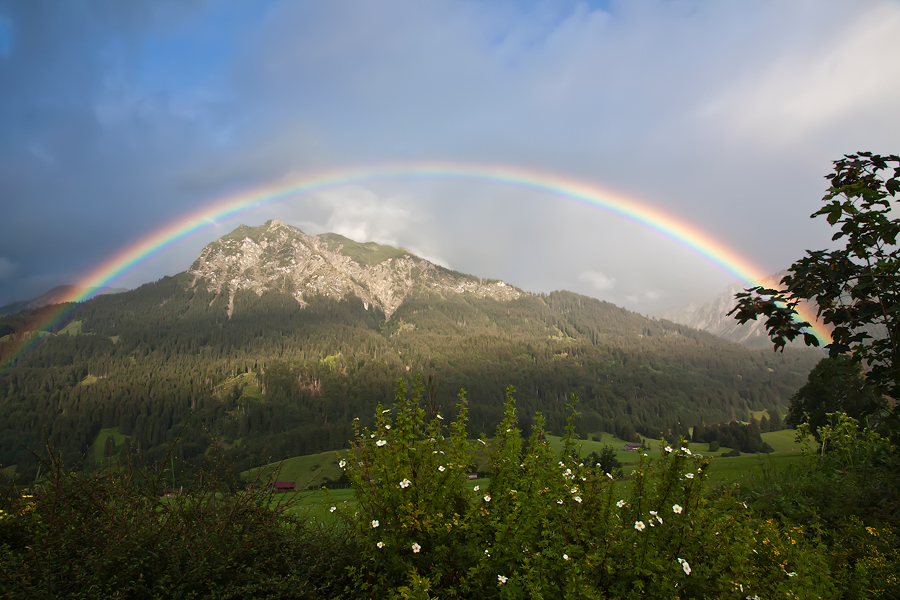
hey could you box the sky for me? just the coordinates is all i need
[1,0,899,314]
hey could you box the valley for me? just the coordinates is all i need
[0,222,821,481]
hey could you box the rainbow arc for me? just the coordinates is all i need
[0,161,830,372]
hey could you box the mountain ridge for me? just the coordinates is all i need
[187,219,524,320]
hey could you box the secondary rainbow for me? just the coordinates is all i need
[1,161,830,371]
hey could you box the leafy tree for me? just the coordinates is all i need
[731,152,900,423]
[787,355,884,438]
[586,445,623,475]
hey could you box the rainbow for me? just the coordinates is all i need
[0,161,829,371]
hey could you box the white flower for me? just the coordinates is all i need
[412,542,421,553]
[684,473,694,479]
[787,572,797,577]
[617,500,626,508]
[672,504,683,514]
[400,478,411,488]
[649,510,657,516]
[678,558,691,575]
[371,520,379,528]
[339,460,346,469]
[330,506,336,513]
[370,434,375,438]
[382,409,390,413]
[574,496,582,503]
[385,425,391,430]
[438,466,445,472]
[376,440,386,447]
[377,541,384,548]
[497,575,508,584]
[656,516,663,524]
[563,554,569,560]
[664,446,673,453]
[682,447,692,455]
[437,414,443,420]
[570,487,578,494]
[557,499,563,504]
[635,520,646,531]
[473,485,480,491]
[485,549,490,555]
[484,495,491,502]
[607,472,613,480]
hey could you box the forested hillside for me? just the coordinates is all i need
[0,269,820,479]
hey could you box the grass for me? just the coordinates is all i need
[90,427,130,464]
[245,429,811,517]
[58,320,82,336]
[79,374,99,386]
[318,232,411,267]
[244,449,345,489]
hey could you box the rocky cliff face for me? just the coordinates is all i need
[187,220,524,318]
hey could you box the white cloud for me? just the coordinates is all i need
[626,290,666,305]
[578,270,616,291]
[404,246,450,269]
[697,2,900,144]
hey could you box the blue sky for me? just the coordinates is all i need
[1,0,899,313]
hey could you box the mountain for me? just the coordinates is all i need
[187,220,522,319]
[0,284,129,317]
[0,222,822,478]
[654,272,826,349]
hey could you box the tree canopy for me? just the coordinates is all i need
[731,152,900,429]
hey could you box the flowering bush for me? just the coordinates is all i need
[338,379,836,598]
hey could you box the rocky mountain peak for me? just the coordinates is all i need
[187,220,524,319]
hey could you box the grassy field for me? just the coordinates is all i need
[90,426,130,464]
[248,428,810,519]
[246,449,346,490]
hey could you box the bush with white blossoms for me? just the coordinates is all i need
[336,378,836,599]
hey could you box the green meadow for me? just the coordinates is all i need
[247,428,808,514]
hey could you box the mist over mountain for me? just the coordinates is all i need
[654,272,827,349]
[0,223,821,477]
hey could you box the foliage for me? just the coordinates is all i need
[739,413,900,598]
[0,446,354,599]
[337,378,836,599]
[730,152,900,411]
[0,280,819,478]
[788,355,885,437]
[692,420,773,454]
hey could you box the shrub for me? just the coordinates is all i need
[0,446,354,598]
[337,378,836,598]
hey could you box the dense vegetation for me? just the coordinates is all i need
[2,381,897,598]
[0,274,819,479]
